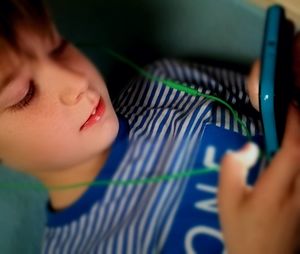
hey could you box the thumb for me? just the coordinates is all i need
[281,103,300,150]
[218,142,259,212]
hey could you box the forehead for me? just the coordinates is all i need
[0,25,56,73]
[17,25,57,56]
[0,25,58,58]
[0,42,21,83]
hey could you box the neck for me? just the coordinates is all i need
[36,148,111,211]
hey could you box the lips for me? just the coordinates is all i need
[80,97,105,131]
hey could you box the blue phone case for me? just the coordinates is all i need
[259,5,294,159]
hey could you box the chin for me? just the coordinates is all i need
[94,110,119,150]
[103,112,119,144]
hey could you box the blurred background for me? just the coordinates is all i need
[0,0,299,253]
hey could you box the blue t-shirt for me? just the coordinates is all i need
[42,59,263,254]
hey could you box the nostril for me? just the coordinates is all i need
[76,92,85,103]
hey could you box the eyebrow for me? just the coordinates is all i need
[0,34,58,96]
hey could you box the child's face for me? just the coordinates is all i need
[0,26,119,174]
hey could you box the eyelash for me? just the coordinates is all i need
[11,80,36,111]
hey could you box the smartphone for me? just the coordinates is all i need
[259,5,294,160]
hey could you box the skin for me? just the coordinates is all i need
[218,35,300,253]
[0,18,298,253]
[0,27,119,210]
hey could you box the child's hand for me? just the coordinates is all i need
[246,59,260,111]
[247,32,300,111]
[218,105,300,254]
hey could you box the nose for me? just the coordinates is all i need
[39,60,89,106]
[58,68,89,106]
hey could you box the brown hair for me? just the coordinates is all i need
[0,0,53,54]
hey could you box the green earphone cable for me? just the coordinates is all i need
[0,48,254,192]
[0,167,219,191]
[104,48,251,139]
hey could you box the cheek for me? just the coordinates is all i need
[1,104,119,172]
[1,109,80,168]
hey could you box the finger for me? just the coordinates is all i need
[254,105,300,200]
[246,60,260,111]
[218,142,259,213]
[281,103,300,150]
[292,173,300,212]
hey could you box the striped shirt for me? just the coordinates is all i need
[42,59,263,254]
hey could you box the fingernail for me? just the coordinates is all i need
[235,142,259,168]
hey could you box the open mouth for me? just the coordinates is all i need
[80,97,105,131]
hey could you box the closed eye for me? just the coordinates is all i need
[10,80,36,111]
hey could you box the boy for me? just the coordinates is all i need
[0,0,299,253]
